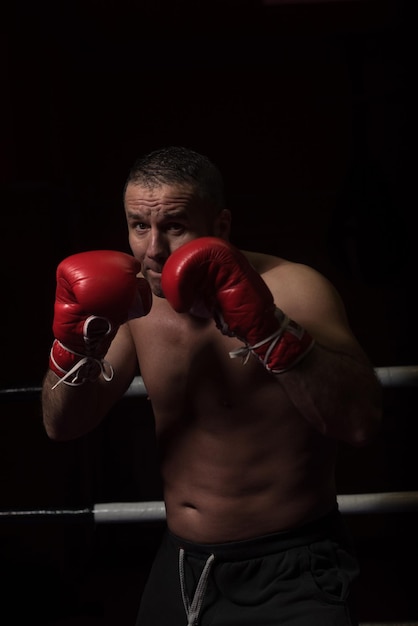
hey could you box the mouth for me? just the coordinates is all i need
[145,268,162,280]
[143,263,162,277]
[143,267,165,298]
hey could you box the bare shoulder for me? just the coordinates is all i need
[242,249,331,292]
[242,249,285,273]
[242,249,352,344]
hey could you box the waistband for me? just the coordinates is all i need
[169,504,344,561]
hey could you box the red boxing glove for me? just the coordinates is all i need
[161,237,314,374]
[49,250,152,387]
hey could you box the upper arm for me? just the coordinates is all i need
[266,263,368,363]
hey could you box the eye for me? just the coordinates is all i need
[134,222,149,232]
[166,222,185,234]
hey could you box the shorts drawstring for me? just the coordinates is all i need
[179,548,215,626]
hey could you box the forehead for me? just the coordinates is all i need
[124,182,203,216]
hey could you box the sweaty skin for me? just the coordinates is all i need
[42,181,382,544]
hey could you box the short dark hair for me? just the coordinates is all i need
[125,146,225,210]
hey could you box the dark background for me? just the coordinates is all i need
[1,0,416,624]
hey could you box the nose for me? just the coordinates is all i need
[146,229,169,262]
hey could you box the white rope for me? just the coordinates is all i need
[1,365,417,401]
[374,365,418,387]
[94,501,166,523]
[2,493,417,523]
[91,492,418,522]
[122,364,417,396]
[124,365,418,394]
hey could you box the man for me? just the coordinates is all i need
[42,146,382,625]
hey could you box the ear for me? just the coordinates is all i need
[213,209,232,239]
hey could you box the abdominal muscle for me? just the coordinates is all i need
[134,308,338,544]
[154,383,338,544]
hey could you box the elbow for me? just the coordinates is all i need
[43,423,73,442]
[347,406,383,447]
[350,428,378,448]
[42,413,81,442]
[45,429,82,443]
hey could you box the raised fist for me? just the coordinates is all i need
[50,250,152,387]
[161,237,314,373]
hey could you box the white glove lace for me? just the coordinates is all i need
[229,312,290,367]
[51,315,114,389]
[51,342,114,390]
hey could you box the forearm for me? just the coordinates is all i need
[277,343,383,445]
[42,250,151,441]
[42,369,109,441]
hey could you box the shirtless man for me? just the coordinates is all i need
[42,146,382,625]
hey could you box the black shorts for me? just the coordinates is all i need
[136,506,360,626]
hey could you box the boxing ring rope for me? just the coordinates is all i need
[1,364,417,524]
[1,365,418,403]
[2,492,418,525]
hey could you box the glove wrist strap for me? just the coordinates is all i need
[49,339,114,389]
[229,307,315,373]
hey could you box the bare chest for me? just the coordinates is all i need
[129,310,289,432]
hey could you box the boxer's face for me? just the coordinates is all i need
[124,181,231,296]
